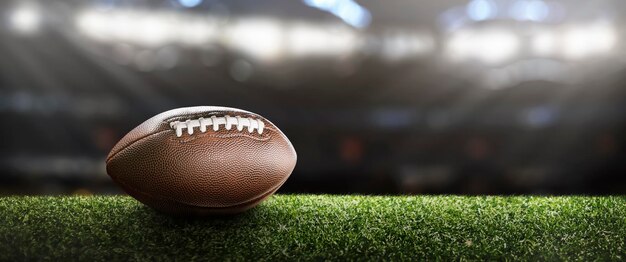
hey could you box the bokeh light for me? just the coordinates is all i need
[9,5,41,35]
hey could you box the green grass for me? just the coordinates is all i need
[0,195,625,261]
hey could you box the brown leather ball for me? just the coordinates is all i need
[106,106,297,215]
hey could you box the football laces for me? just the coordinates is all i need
[170,115,265,137]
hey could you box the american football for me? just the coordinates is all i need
[3,0,626,260]
[105,106,297,215]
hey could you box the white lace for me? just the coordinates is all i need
[170,115,265,137]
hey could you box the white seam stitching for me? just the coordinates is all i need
[169,115,265,137]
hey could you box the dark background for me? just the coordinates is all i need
[1,0,625,195]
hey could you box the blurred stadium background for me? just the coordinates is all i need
[0,0,624,195]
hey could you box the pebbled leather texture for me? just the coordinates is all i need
[106,106,297,215]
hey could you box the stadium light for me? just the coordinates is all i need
[466,0,497,21]
[447,28,519,65]
[76,9,219,48]
[286,23,358,57]
[303,0,371,28]
[380,31,434,61]
[134,15,172,47]
[76,11,101,39]
[179,18,219,46]
[178,0,203,8]
[561,22,616,60]
[225,18,284,62]
[510,0,549,22]
[109,11,136,43]
[75,9,368,62]
[9,5,41,35]
[531,30,557,56]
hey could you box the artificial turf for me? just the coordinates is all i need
[0,195,624,261]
